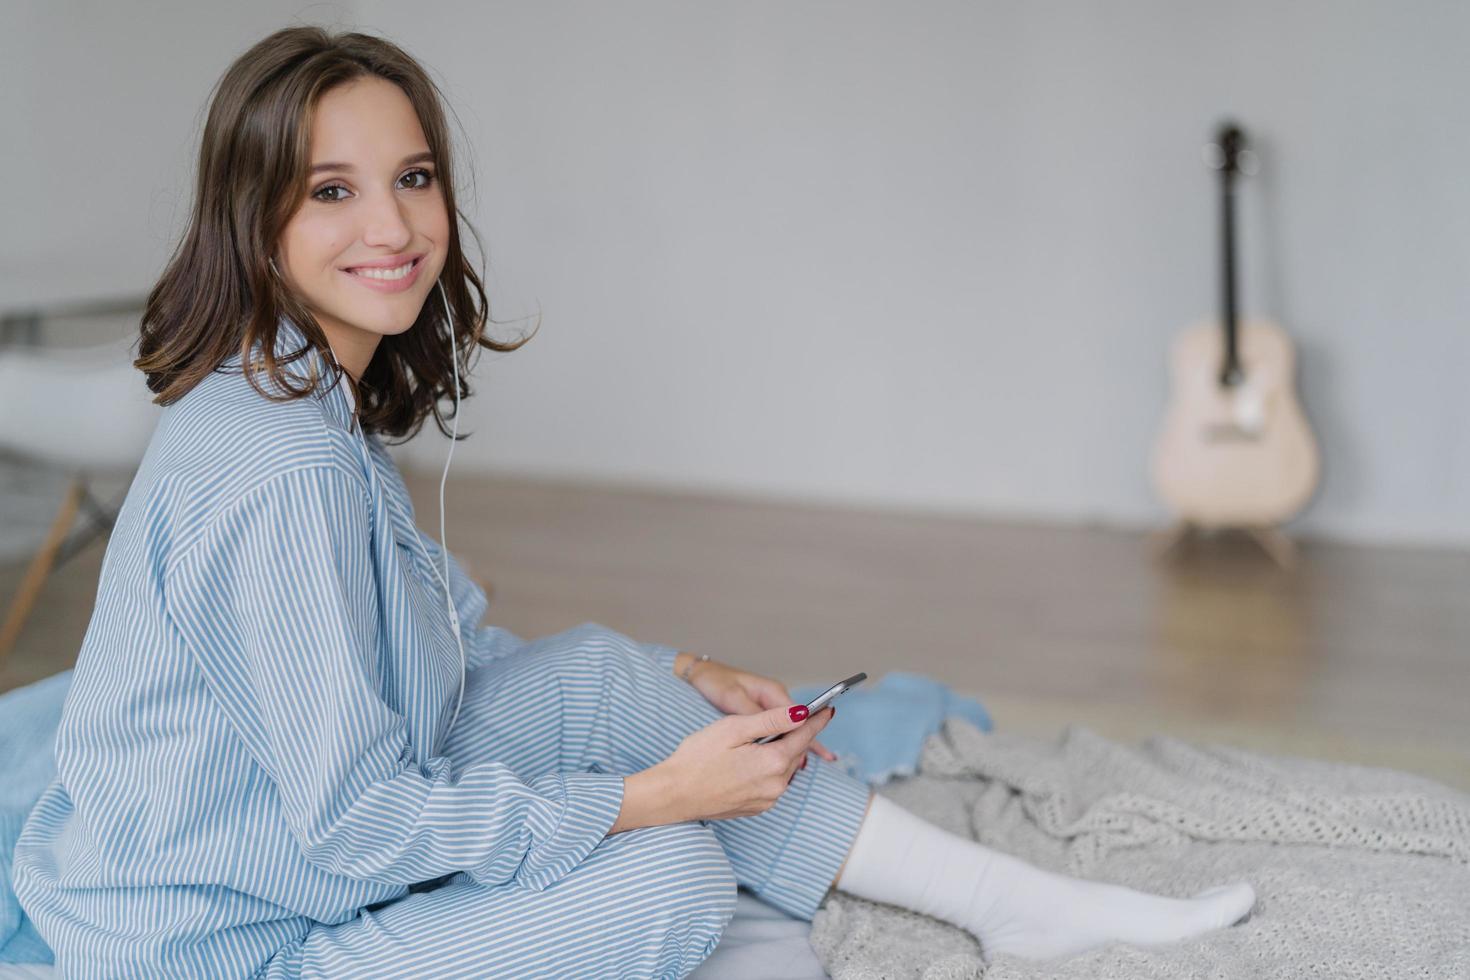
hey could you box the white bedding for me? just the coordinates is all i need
[690,888,826,979]
[0,887,827,980]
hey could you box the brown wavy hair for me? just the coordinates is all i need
[135,25,537,440]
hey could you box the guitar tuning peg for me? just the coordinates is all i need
[1237,149,1259,176]
[1202,143,1226,170]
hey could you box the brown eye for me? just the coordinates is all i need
[311,170,433,203]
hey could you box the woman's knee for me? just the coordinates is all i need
[607,822,739,963]
[537,622,650,674]
[525,622,682,709]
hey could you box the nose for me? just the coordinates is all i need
[359,188,414,251]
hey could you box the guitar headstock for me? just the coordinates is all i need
[1203,122,1257,177]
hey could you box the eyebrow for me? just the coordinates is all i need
[308,150,436,176]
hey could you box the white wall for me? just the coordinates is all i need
[5,1,1467,547]
[0,1,356,304]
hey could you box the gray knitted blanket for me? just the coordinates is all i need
[808,718,1470,979]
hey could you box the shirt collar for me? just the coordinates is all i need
[232,314,358,434]
[218,316,438,549]
[274,316,432,555]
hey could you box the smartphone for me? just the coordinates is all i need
[753,672,867,744]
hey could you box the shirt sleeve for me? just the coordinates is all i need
[411,529,684,676]
[162,464,626,892]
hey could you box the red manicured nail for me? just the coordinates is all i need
[789,705,809,722]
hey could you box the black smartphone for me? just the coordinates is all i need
[753,672,867,744]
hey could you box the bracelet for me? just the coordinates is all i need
[679,653,711,682]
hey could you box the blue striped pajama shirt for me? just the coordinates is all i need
[11,316,873,979]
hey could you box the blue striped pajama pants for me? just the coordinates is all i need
[256,629,874,979]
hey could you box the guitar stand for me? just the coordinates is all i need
[1150,520,1298,570]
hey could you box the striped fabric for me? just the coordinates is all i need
[11,317,873,979]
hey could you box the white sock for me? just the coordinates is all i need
[835,794,1255,962]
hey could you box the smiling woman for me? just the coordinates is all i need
[11,25,831,980]
[133,28,534,441]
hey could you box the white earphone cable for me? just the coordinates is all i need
[325,279,467,743]
[436,282,466,737]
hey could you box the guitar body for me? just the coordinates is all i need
[1151,317,1320,528]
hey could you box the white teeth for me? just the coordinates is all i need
[349,259,416,281]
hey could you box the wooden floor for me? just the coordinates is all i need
[4,470,1467,790]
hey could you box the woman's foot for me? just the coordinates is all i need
[957,850,1255,960]
[835,794,1255,962]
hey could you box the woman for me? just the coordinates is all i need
[12,26,1255,979]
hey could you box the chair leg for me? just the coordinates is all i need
[1149,520,1193,560]
[0,476,84,665]
[1246,525,1298,570]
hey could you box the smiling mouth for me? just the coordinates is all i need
[344,256,422,281]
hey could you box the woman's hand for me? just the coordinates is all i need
[629,703,836,827]
[675,653,837,764]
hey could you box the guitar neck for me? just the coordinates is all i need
[1219,155,1241,386]
[1215,124,1246,388]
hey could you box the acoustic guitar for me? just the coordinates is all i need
[1149,123,1320,557]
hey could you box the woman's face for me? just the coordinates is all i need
[275,76,450,378]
